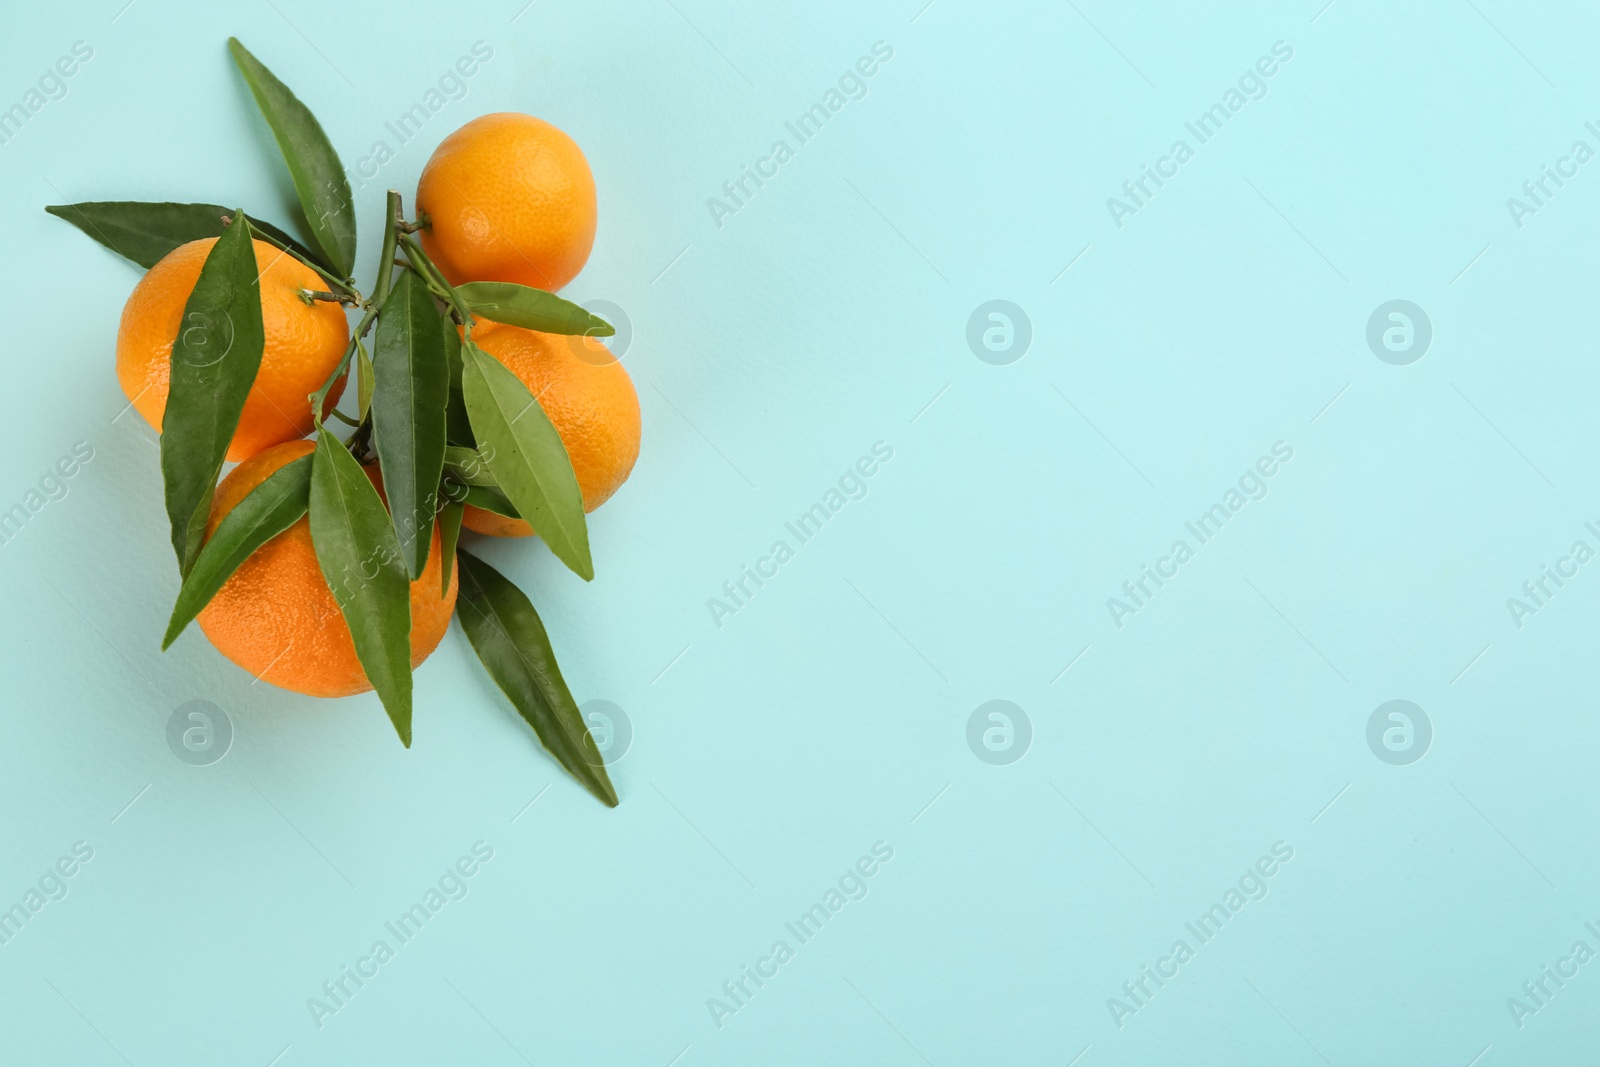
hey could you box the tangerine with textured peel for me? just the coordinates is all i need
[116,237,348,463]
[416,112,597,293]
[462,322,640,538]
[197,441,457,698]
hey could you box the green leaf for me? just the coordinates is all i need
[456,281,614,337]
[309,427,413,746]
[456,483,519,517]
[309,339,354,425]
[162,455,311,650]
[444,315,464,390]
[355,341,374,422]
[440,477,519,517]
[160,212,265,575]
[454,549,617,807]
[44,201,321,270]
[442,317,474,447]
[228,37,357,278]
[443,445,499,487]
[372,269,449,580]
[438,500,463,598]
[460,341,592,580]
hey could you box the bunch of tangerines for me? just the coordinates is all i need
[46,39,637,806]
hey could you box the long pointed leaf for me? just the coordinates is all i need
[372,269,449,580]
[454,549,617,806]
[439,501,463,599]
[228,38,357,278]
[460,340,592,580]
[45,201,320,270]
[160,212,265,575]
[355,341,374,422]
[456,281,614,336]
[440,475,518,518]
[310,338,355,422]
[162,455,312,649]
[443,317,473,447]
[443,445,499,487]
[458,484,519,517]
[309,428,413,745]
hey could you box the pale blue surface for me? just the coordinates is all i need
[1,0,1598,1063]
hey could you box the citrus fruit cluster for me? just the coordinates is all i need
[46,38,640,806]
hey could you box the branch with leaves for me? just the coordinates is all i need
[46,38,620,807]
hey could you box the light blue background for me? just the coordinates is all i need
[1,0,1597,1063]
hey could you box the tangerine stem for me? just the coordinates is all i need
[245,220,359,299]
[400,234,472,331]
[371,191,403,309]
[307,192,403,426]
[345,419,373,461]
